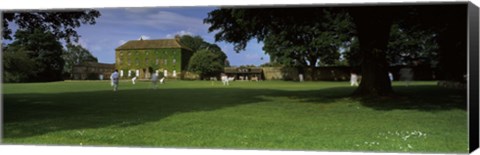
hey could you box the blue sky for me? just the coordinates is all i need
[71,7,270,66]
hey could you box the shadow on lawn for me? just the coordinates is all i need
[3,88,271,139]
[3,85,466,140]
[357,85,467,111]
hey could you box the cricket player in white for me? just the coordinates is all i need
[110,69,119,91]
[350,72,359,86]
[132,76,137,85]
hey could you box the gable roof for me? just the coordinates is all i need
[115,38,192,51]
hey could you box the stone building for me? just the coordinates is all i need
[224,67,264,81]
[72,61,115,80]
[115,37,193,79]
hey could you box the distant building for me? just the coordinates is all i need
[72,61,115,80]
[224,67,264,81]
[115,37,193,79]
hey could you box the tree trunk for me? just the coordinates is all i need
[309,58,318,81]
[350,7,395,96]
[436,10,467,82]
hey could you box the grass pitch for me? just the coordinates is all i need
[2,80,468,153]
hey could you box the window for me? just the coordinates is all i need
[156,58,159,65]
[173,59,176,64]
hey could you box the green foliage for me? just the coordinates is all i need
[178,34,229,71]
[340,37,361,67]
[260,62,284,67]
[5,29,65,82]
[263,9,353,68]
[2,49,36,82]
[2,10,100,43]
[386,24,439,66]
[188,49,225,79]
[178,35,205,52]
[179,35,228,68]
[62,43,98,78]
[341,24,440,68]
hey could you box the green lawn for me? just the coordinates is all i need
[2,80,468,153]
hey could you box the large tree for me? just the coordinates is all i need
[3,10,101,82]
[205,4,467,96]
[2,10,100,43]
[2,48,36,82]
[348,4,467,95]
[347,6,397,96]
[5,29,65,82]
[386,24,439,66]
[188,49,227,79]
[179,35,207,53]
[179,34,229,68]
[262,9,353,80]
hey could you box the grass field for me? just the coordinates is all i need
[2,80,468,153]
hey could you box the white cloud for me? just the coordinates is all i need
[165,30,194,38]
[118,40,127,45]
[139,35,151,40]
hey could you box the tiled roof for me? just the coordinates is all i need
[115,38,192,51]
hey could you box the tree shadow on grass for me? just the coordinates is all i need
[3,85,466,140]
[3,88,271,139]
[355,85,467,111]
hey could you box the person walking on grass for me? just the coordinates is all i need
[110,69,119,91]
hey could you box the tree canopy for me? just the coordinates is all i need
[4,29,65,82]
[188,49,227,79]
[2,10,100,43]
[3,10,101,82]
[178,34,229,70]
[205,4,467,96]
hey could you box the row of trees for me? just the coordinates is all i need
[2,10,101,82]
[204,4,467,96]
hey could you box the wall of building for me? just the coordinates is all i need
[116,48,191,79]
[262,66,438,81]
[72,62,115,80]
